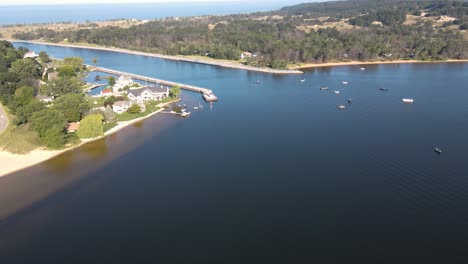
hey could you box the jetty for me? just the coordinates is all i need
[89,66,218,101]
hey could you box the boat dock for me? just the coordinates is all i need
[84,83,103,92]
[89,66,218,101]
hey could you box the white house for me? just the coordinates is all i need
[127,86,169,104]
[24,51,39,59]
[112,100,132,114]
[240,51,257,59]
[112,99,145,114]
[112,75,134,93]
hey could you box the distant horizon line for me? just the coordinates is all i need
[0,0,306,7]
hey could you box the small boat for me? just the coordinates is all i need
[181,111,191,118]
[334,91,340,94]
[338,105,347,110]
[360,67,366,71]
[402,98,414,103]
[194,106,199,110]
[380,88,389,91]
[342,81,349,85]
[348,98,352,103]
[320,86,329,91]
[203,90,218,102]
[434,147,443,154]
[255,80,261,84]
[300,79,306,82]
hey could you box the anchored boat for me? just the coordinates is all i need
[402,98,414,103]
[203,90,218,102]
[334,91,340,94]
[380,88,388,91]
[342,81,349,85]
[338,105,347,109]
[320,86,329,91]
[434,147,443,154]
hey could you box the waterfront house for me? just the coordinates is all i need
[113,75,134,93]
[127,86,169,104]
[100,89,113,97]
[112,100,132,114]
[23,51,39,59]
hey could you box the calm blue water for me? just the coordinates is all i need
[0,1,315,25]
[1,42,468,262]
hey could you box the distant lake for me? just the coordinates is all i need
[0,1,316,25]
[1,42,468,262]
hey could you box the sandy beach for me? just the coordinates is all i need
[0,99,178,178]
[292,59,468,69]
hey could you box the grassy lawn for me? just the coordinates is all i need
[117,107,161,122]
[0,107,41,154]
[87,96,107,109]
[103,122,118,132]
[116,97,176,122]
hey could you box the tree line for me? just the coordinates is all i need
[11,0,468,69]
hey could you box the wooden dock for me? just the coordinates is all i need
[90,66,218,101]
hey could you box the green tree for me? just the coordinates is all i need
[38,51,51,63]
[15,99,45,125]
[127,103,141,114]
[53,93,89,122]
[57,65,77,77]
[94,74,101,82]
[30,109,67,149]
[77,114,104,139]
[7,86,35,113]
[169,85,181,98]
[47,76,83,96]
[63,57,84,71]
[10,58,42,78]
[104,105,117,123]
[108,76,116,86]
[91,57,98,66]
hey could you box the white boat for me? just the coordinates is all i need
[360,67,366,71]
[320,86,329,91]
[434,147,443,154]
[181,111,191,118]
[338,105,347,109]
[194,106,199,110]
[402,98,414,103]
[334,91,340,94]
[300,79,306,82]
[203,90,218,102]
[342,81,349,85]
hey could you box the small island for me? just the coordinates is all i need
[0,40,182,177]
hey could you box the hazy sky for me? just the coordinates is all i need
[0,0,284,5]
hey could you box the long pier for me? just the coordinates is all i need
[90,66,218,101]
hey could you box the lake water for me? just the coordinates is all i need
[1,42,468,262]
[0,1,313,25]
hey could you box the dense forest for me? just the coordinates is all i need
[11,0,468,69]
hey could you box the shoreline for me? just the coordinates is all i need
[9,40,304,75]
[7,40,468,73]
[0,99,178,178]
[292,59,468,69]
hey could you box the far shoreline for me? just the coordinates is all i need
[292,59,468,70]
[6,39,468,73]
[0,99,179,178]
[8,40,304,75]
